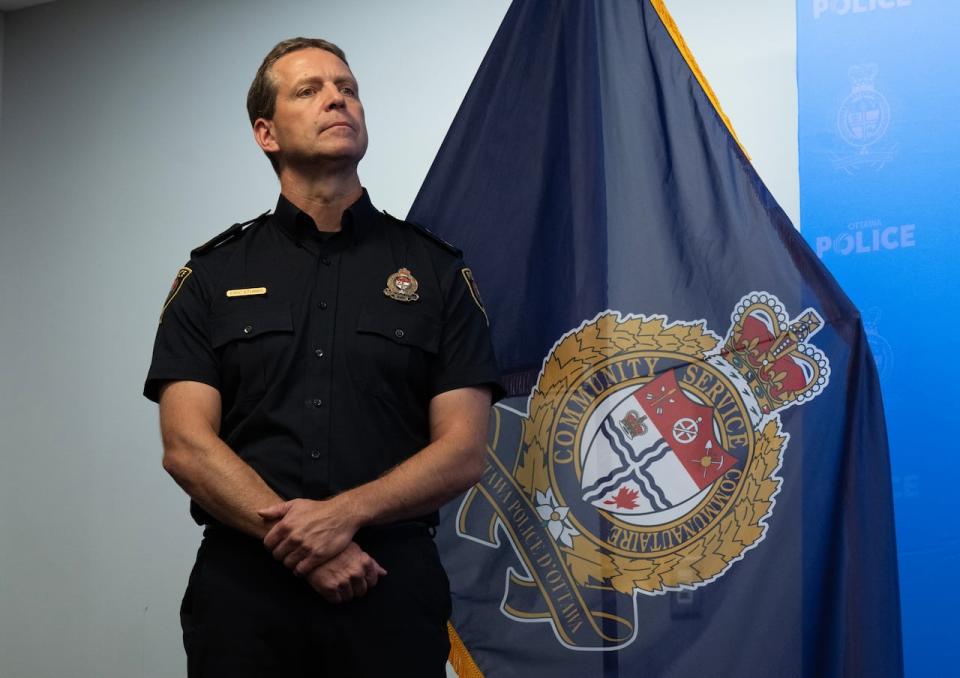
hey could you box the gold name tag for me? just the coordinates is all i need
[226,287,267,298]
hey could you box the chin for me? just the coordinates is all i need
[319,141,367,162]
[296,150,365,168]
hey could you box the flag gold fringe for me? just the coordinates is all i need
[648,0,750,159]
[448,622,485,678]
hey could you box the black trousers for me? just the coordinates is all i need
[180,526,451,678]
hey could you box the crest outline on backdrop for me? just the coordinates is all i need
[833,63,896,172]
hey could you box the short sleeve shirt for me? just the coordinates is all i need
[144,190,503,525]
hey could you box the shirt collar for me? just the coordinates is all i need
[272,187,380,252]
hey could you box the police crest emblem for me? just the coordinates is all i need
[456,292,830,649]
[834,63,895,172]
[384,267,420,302]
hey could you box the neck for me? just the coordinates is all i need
[278,167,363,232]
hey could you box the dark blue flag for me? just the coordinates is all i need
[409,1,902,676]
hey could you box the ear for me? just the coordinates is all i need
[253,118,280,154]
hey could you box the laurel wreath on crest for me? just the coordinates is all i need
[513,313,785,594]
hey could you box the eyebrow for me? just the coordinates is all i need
[293,75,359,90]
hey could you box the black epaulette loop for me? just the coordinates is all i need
[381,210,462,258]
[191,210,271,257]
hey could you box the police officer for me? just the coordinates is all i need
[144,37,502,677]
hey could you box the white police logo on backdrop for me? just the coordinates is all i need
[833,64,896,172]
[814,218,916,259]
[813,0,912,21]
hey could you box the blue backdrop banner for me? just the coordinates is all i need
[797,2,959,675]
[412,1,902,675]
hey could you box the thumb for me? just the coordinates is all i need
[257,501,292,520]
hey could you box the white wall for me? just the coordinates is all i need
[0,2,797,676]
[668,0,800,226]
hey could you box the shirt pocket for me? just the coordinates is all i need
[353,307,441,399]
[209,302,294,402]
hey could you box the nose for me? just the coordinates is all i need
[324,83,345,110]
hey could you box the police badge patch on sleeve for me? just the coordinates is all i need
[461,268,488,325]
[159,267,192,324]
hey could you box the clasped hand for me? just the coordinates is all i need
[258,498,386,603]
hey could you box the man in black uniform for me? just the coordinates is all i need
[144,37,502,677]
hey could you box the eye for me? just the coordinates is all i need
[297,87,316,97]
[340,85,356,96]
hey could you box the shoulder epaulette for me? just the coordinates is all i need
[191,210,271,257]
[381,210,462,257]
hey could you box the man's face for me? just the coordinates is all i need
[257,47,368,171]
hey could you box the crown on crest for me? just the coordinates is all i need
[720,293,830,415]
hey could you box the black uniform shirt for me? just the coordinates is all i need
[144,190,503,525]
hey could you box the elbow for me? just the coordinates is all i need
[161,444,190,483]
[160,429,198,484]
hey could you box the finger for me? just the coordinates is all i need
[271,538,301,562]
[340,541,361,558]
[358,556,380,587]
[257,501,292,520]
[363,565,379,589]
[283,548,308,571]
[337,581,353,603]
[350,574,369,599]
[294,552,326,577]
[309,574,340,604]
[262,522,289,551]
[370,556,388,577]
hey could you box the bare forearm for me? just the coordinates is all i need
[164,437,282,538]
[158,381,281,539]
[334,387,492,529]
[338,436,484,528]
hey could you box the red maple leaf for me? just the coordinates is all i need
[604,486,639,509]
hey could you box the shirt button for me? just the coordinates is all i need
[312,398,323,408]
[243,325,253,335]
[321,256,331,266]
[310,449,321,459]
[314,348,324,358]
[394,328,404,338]
[318,301,328,310]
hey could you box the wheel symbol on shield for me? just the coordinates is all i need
[672,417,699,444]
